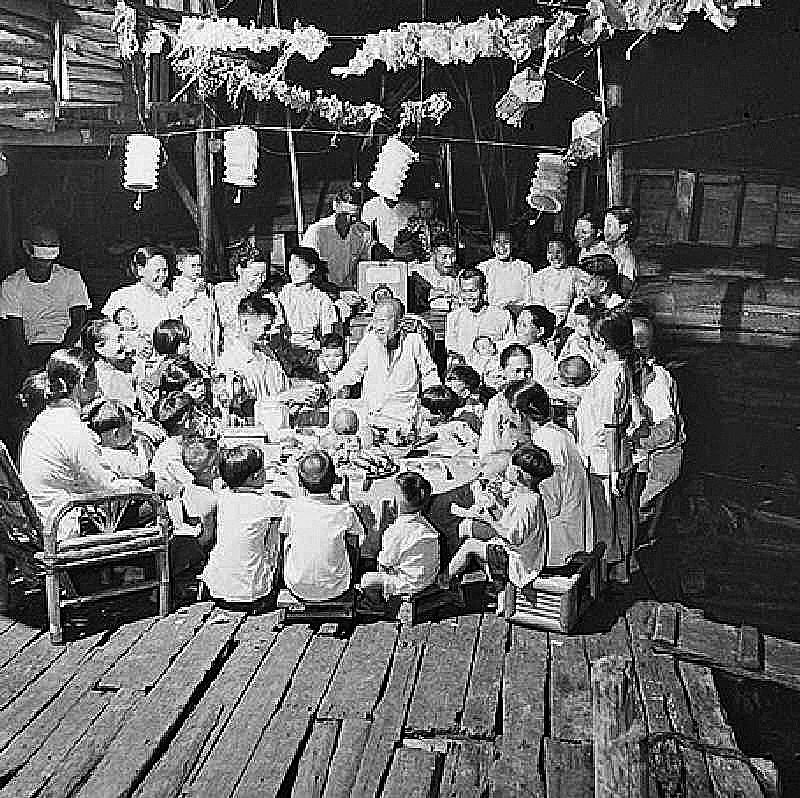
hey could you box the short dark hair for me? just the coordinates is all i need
[431,233,453,249]
[157,391,194,435]
[335,187,361,206]
[518,304,556,340]
[297,450,335,494]
[371,284,394,303]
[457,266,486,290]
[559,355,592,386]
[420,385,461,420]
[17,368,48,417]
[576,211,602,230]
[505,382,551,423]
[591,311,633,352]
[131,246,167,280]
[160,357,203,395]
[238,294,277,318]
[320,332,345,351]
[546,235,569,249]
[152,319,190,356]
[512,444,554,483]
[219,444,263,488]
[290,246,322,270]
[46,348,95,402]
[182,436,218,475]
[82,319,119,358]
[606,206,639,241]
[583,253,618,277]
[500,343,532,369]
[446,364,481,393]
[572,297,604,318]
[175,246,201,262]
[85,398,133,435]
[395,471,432,511]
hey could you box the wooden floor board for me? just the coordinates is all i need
[438,740,495,798]
[549,634,592,741]
[543,738,593,798]
[291,720,340,798]
[381,747,439,798]
[405,614,481,737]
[460,613,506,739]
[73,611,243,798]
[321,718,371,798]
[187,624,312,798]
[0,631,66,710]
[318,622,398,720]
[0,624,40,669]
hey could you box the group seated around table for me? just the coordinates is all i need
[5,210,685,626]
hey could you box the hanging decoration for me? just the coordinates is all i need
[564,110,606,167]
[368,137,419,201]
[332,15,545,78]
[224,126,258,203]
[123,134,161,211]
[527,153,568,215]
[112,1,138,60]
[495,69,546,127]
[399,92,452,134]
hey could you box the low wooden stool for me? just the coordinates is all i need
[277,588,356,625]
[504,543,605,633]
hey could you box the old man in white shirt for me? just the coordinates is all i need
[330,298,440,428]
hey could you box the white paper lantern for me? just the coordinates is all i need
[527,152,567,217]
[123,134,161,211]
[224,126,258,203]
[368,136,418,201]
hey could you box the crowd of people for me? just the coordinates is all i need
[0,190,684,616]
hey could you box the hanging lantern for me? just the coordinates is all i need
[123,134,161,211]
[526,153,567,223]
[224,126,258,204]
[368,136,418,202]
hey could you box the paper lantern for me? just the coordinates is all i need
[224,126,258,203]
[526,153,567,217]
[123,134,161,211]
[368,136,418,201]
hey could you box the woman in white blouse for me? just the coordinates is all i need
[20,348,140,540]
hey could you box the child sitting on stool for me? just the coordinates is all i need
[280,451,365,603]
[200,444,282,609]
[360,472,440,603]
[449,444,553,613]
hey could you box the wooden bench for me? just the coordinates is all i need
[504,543,606,633]
[0,442,170,644]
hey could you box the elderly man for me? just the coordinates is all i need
[302,188,374,289]
[330,298,439,428]
[1,224,89,378]
[445,267,513,360]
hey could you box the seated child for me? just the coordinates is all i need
[419,385,479,451]
[167,247,215,368]
[168,436,219,555]
[83,319,137,409]
[449,444,554,607]
[280,451,365,602]
[445,364,489,431]
[360,472,440,599]
[85,399,152,481]
[113,306,150,359]
[134,318,191,421]
[160,357,218,436]
[150,391,196,498]
[200,444,282,606]
[467,335,504,390]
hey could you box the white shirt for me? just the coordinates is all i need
[95,359,137,409]
[1,265,90,344]
[530,421,592,565]
[493,487,548,588]
[559,333,603,376]
[529,266,590,323]
[477,257,534,307]
[167,279,216,367]
[331,330,440,425]
[151,436,194,498]
[609,242,637,284]
[478,392,528,459]
[20,404,127,539]
[445,304,513,358]
[361,197,416,251]
[575,357,634,475]
[410,261,459,297]
[201,487,282,602]
[217,341,289,402]
[527,343,557,384]
[102,283,171,340]
[378,512,440,596]
[278,283,338,349]
[280,496,365,601]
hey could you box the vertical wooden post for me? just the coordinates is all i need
[0,555,9,615]
[195,109,213,273]
[592,655,646,798]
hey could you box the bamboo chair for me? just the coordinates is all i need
[0,442,170,644]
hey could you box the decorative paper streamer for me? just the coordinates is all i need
[368,136,419,201]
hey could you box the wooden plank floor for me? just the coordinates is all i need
[0,600,782,798]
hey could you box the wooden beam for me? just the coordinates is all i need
[194,108,213,272]
[165,156,199,229]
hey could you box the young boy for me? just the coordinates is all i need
[419,385,479,451]
[467,335,504,390]
[280,451,365,602]
[216,295,289,422]
[150,391,196,497]
[448,444,554,610]
[200,444,282,606]
[85,399,152,481]
[360,472,440,599]
[167,248,215,368]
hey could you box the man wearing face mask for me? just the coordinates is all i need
[301,188,374,289]
[1,224,90,378]
[329,298,439,427]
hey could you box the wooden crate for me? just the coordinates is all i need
[504,543,605,633]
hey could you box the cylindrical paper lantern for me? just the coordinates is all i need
[123,134,161,211]
[224,126,258,202]
[368,136,418,201]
